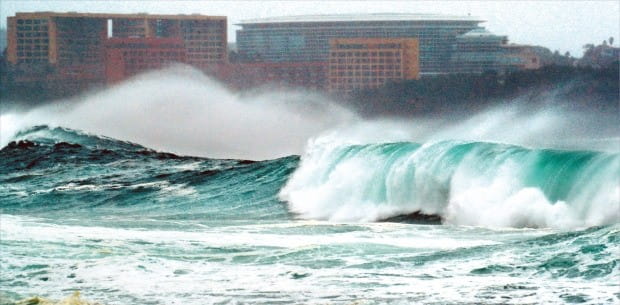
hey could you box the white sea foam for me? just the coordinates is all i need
[280,132,620,229]
[1,214,617,304]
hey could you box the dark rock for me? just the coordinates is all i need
[6,140,37,150]
[53,142,82,150]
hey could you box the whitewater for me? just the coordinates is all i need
[1,67,619,304]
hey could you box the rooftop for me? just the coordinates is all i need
[13,12,226,20]
[237,13,483,25]
[459,28,505,38]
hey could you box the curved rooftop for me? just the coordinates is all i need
[237,13,483,25]
[460,28,502,37]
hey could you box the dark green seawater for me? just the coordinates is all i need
[1,126,618,304]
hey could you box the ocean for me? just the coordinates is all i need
[1,124,618,305]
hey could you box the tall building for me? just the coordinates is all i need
[6,12,227,88]
[236,13,482,75]
[7,13,109,85]
[328,38,419,94]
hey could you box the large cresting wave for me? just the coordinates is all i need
[279,135,620,228]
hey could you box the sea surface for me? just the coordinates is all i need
[1,125,618,304]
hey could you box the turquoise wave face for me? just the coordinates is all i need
[0,126,298,227]
[280,138,620,228]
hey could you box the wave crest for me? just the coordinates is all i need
[279,137,620,228]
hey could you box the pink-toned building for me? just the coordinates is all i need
[105,37,186,83]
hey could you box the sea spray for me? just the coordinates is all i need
[280,136,620,228]
[0,65,357,160]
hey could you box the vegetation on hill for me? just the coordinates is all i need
[347,63,619,117]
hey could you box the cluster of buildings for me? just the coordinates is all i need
[5,11,544,96]
[6,12,226,93]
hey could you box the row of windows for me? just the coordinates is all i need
[186,52,224,59]
[115,20,145,26]
[122,51,183,57]
[126,58,182,64]
[335,43,402,49]
[17,32,49,38]
[186,48,224,53]
[329,82,396,92]
[330,64,402,70]
[17,51,47,58]
[188,60,214,64]
[17,38,49,44]
[245,20,476,28]
[58,53,102,59]
[17,39,49,50]
[17,19,48,25]
[58,51,102,56]
[186,29,224,35]
[264,68,323,73]
[18,45,49,51]
[330,58,402,64]
[239,28,466,37]
[17,25,48,32]
[330,78,397,85]
[17,58,48,64]
[330,70,402,77]
[331,51,402,57]
[114,30,146,37]
[186,42,224,47]
[114,27,146,33]
[184,34,224,41]
[180,22,224,28]
[186,47,224,53]
[58,37,102,43]
[188,55,223,61]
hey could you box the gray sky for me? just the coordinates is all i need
[1,0,618,57]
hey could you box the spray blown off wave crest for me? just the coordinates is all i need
[1,65,357,160]
[279,136,620,228]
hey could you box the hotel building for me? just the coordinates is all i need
[328,38,419,94]
[6,12,227,86]
[236,13,482,75]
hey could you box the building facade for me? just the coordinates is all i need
[6,12,227,88]
[7,13,109,85]
[236,13,482,75]
[328,38,419,94]
[105,37,187,83]
[450,28,509,74]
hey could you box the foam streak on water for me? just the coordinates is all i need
[2,214,618,305]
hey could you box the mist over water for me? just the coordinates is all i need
[0,65,357,160]
[2,64,619,160]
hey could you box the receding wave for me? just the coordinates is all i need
[279,136,620,228]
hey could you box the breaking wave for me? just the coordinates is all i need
[279,135,620,228]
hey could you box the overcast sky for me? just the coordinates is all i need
[1,0,618,57]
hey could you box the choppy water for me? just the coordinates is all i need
[1,125,619,304]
